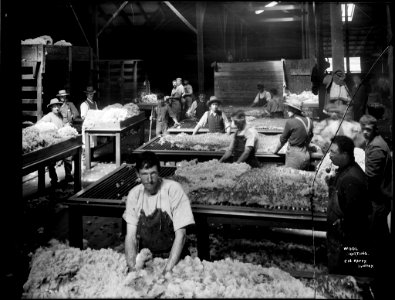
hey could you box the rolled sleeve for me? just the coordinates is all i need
[122,187,141,226]
[197,111,209,128]
[245,128,259,148]
[168,182,195,231]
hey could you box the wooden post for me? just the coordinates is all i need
[315,2,327,121]
[345,4,350,74]
[307,2,316,59]
[330,3,345,72]
[133,60,138,100]
[386,4,393,108]
[196,2,206,94]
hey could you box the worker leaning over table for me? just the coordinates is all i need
[192,96,231,135]
[272,98,314,170]
[219,110,260,168]
[123,151,195,273]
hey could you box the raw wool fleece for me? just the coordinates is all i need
[23,239,325,298]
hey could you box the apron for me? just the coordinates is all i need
[232,134,260,168]
[171,99,182,121]
[257,92,267,106]
[285,117,311,170]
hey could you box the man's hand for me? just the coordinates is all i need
[127,264,136,273]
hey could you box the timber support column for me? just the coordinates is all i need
[330,3,345,72]
[196,2,206,94]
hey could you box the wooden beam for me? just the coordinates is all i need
[259,17,301,22]
[97,1,129,37]
[136,2,149,22]
[330,3,345,72]
[252,4,301,11]
[164,1,197,34]
[196,2,206,93]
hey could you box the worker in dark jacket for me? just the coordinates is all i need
[273,98,313,170]
[186,93,207,120]
[359,114,392,299]
[219,110,260,167]
[192,96,231,135]
[325,135,372,274]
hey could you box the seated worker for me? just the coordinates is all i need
[273,98,313,170]
[155,93,180,136]
[123,151,195,273]
[250,83,272,107]
[219,110,260,167]
[192,96,231,135]
[57,89,80,126]
[37,98,74,186]
[267,88,284,118]
[186,93,208,120]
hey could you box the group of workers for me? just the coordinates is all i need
[36,86,99,188]
[125,81,392,300]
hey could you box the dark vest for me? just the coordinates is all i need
[208,111,225,133]
[196,101,207,120]
[85,100,97,110]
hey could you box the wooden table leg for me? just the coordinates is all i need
[195,215,210,261]
[38,167,45,191]
[115,133,121,167]
[85,132,91,170]
[73,148,82,193]
[68,205,83,249]
[139,122,145,145]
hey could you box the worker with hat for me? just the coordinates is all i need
[80,86,99,150]
[192,96,231,135]
[250,83,272,107]
[57,89,80,126]
[273,98,314,170]
[37,98,75,187]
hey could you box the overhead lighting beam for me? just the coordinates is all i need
[255,10,264,14]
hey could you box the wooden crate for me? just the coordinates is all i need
[214,60,284,106]
[283,58,316,94]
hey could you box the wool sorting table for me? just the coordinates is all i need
[167,118,284,135]
[65,164,327,260]
[84,112,146,170]
[132,136,286,164]
[22,135,83,193]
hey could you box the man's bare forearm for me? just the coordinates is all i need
[164,229,186,273]
[125,234,138,270]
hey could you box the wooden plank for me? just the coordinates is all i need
[22,99,38,104]
[22,111,39,116]
[217,61,283,72]
[22,86,37,91]
[22,74,34,80]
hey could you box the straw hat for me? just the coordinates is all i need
[284,98,303,112]
[47,98,63,108]
[84,86,96,94]
[56,89,69,97]
[207,96,222,106]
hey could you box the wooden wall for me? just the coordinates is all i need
[283,58,315,94]
[213,61,284,106]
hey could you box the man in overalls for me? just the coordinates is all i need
[192,96,231,135]
[325,136,372,275]
[123,151,195,273]
[219,110,260,167]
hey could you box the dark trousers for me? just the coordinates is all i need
[48,156,73,184]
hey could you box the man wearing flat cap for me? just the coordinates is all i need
[57,89,80,126]
[192,96,231,135]
[37,98,75,186]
